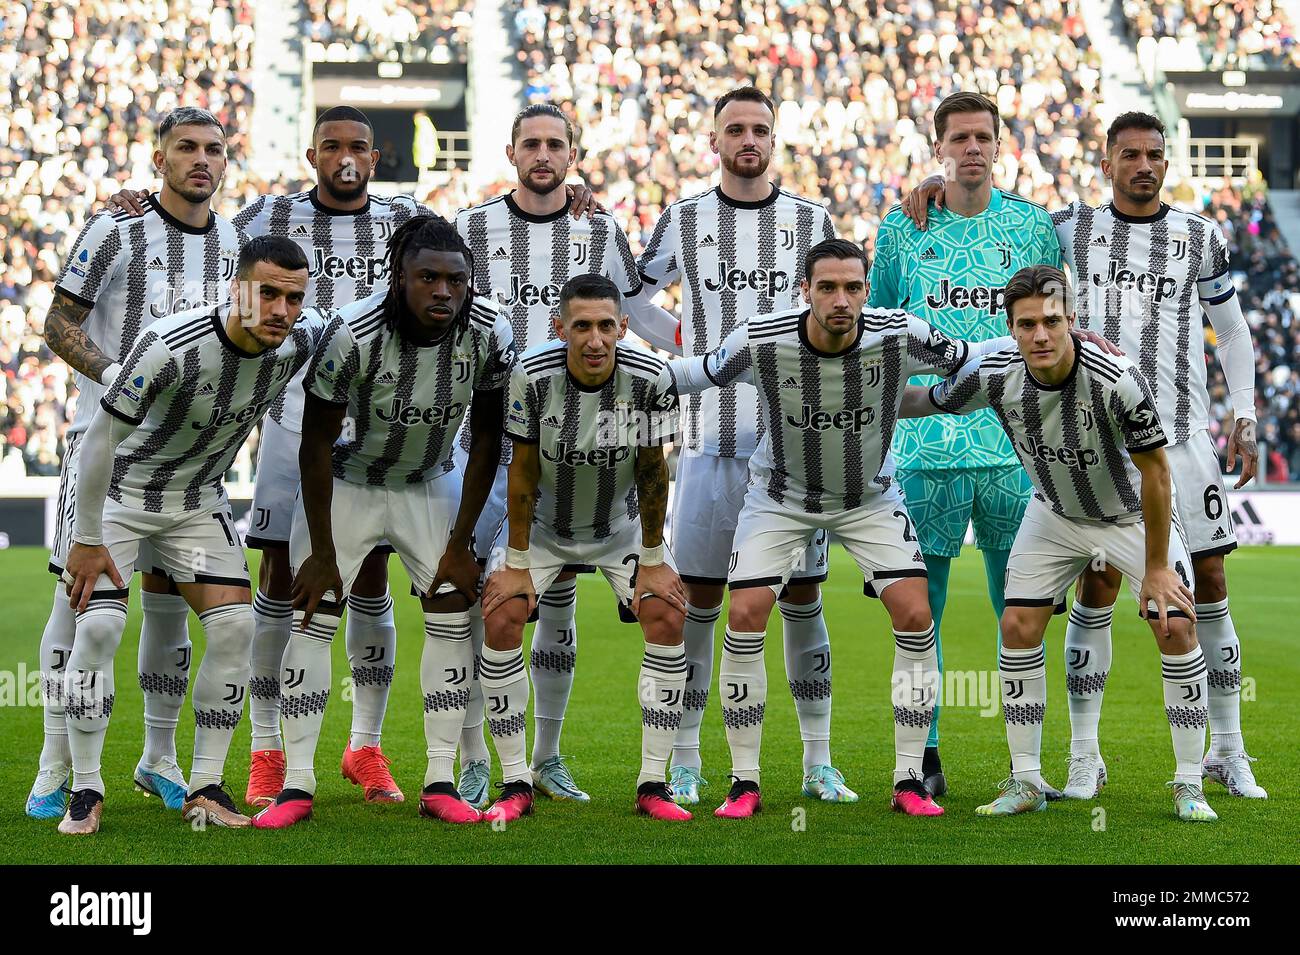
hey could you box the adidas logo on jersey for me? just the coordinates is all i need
[197,382,215,396]
[700,234,717,248]
[1006,408,1023,422]
[291,225,309,238]
[147,256,166,270]
[377,371,397,384]
[780,376,800,390]
[1090,234,1108,246]
[542,415,562,429]
[920,247,938,261]
[491,246,508,260]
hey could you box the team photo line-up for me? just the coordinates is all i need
[26,84,1263,837]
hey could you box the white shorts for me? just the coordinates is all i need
[452,444,508,562]
[49,432,165,581]
[246,416,301,549]
[290,476,461,602]
[1005,496,1195,617]
[1167,430,1237,559]
[65,497,251,597]
[671,449,828,586]
[728,480,927,598]
[524,519,678,618]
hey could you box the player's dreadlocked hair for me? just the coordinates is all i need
[383,214,475,334]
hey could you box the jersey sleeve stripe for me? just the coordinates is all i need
[1201,287,1236,305]
[99,398,144,426]
[1077,351,1124,383]
[52,284,97,310]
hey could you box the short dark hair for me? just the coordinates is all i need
[1003,265,1075,320]
[933,91,1000,142]
[559,273,622,318]
[511,103,574,148]
[714,86,776,121]
[804,238,868,283]
[1106,111,1166,152]
[313,106,374,142]
[384,214,474,332]
[157,107,225,146]
[237,235,309,278]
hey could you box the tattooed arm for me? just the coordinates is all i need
[43,290,117,384]
[631,444,685,614]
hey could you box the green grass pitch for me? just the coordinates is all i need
[1,545,1295,865]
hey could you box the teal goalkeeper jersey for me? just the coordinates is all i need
[869,189,1063,470]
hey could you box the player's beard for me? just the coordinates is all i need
[523,168,564,196]
[1117,176,1161,204]
[163,164,219,204]
[720,149,771,179]
[321,167,371,203]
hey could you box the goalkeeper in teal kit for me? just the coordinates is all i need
[868,92,1063,797]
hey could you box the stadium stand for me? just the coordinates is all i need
[3,0,1299,477]
[1123,0,1299,70]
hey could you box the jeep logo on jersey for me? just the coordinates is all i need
[1090,261,1177,301]
[703,261,791,297]
[924,278,1008,315]
[375,398,466,427]
[310,248,388,287]
[192,402,267,431]
[788,404,875,432]
[149,280,222,319]
[1015,435,1100,471]
[542,440,632,467]
[501,275,561,309]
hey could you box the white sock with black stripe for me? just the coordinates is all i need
[1162,647,1209,785]
[530,578,578,767]
[478,642,530,785]
[1194,599,1245,754]
[281,608,341,795]
[38,580,75,777]
[249,590,293,751]
[345,590,397,749]
[459,603,491,768]
[999,644,1047,789]
[422,612,474,787]
[638,642,687,786]
[138,591,191,767]
[1064,602,1112,757]
[892,624,938,785]
[189,604,254,793]
[719,627,767,784]
[65,599,128,794]
[780,599,832,772]
[672,602,720,772]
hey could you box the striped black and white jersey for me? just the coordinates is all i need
[54,195,242,435]
[670,307,983,514]
[929,338,1168,525]
[233,188,433,433]
[99,303,327,514]
[506,339,678,541]
[308,290,516,487]
[1051,201,1233,445]
[637,184,837,459]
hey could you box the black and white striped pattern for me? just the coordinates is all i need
[506,338,678,541]
[1054,201,1231,445]
[100,304,327,514]
[637,185,836,458]
[54,201,242,437]
[233,188,430,432]
[722,628,765,659]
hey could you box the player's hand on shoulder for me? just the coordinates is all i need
[291,552,343,629]
[900,173,946,230]
[632,560,686,617]
[65,542,124,613]
[430,545,482,604]
[565,182,606,220]
[1139,565,1196,638]
[103,189,152,217]
[1077,329,1123,356]
[482,566,536,619]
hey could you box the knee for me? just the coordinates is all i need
[781,581,820,606]
[200,604,255,663]
[685,581,725,611]
[1077,564,1121,606]
[74,604,128,659]
[999,610,1042,650]
[1155,617,1198,654]
[640,599,684,646]
[484,600,527,651]
[887,595,932,636]
[1192,558,1226,604]
[727,589,772,634]
[258,547,294,597]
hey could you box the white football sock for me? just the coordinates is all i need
[345,590,397,749]
[1162,647,1209,786]
[672,602,719,771]
[638,642,687,786]
[37,580,75,776]
[1195,600,1245,754]
[1064,602,1112,757]
[779,599,832,771]
[719,627,767,784]
[65,600,128,795]
[249,590,292,752]
[999,644,1047,789]
[138,590,191,767]
[422,612,473,787]
[459,603,491,768]
[189,604,253,793]
[892,624,938,785]
[479,641,530,785]
[281,608,340,795]
[530,578,577,766]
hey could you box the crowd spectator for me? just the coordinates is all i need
[298,0,473,63]
[1124,0,1299,70]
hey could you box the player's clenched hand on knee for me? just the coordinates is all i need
[430,546,481,603]
[64,542,124,613]
[482,567,536,619]
[1139,565,1197,638]
[291,552,343,630]
[632,562,687,617]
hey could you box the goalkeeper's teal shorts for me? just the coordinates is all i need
[896,465,1032,559]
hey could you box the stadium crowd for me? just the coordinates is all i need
[3,0,1300,478]
[1123,0,1299,70]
